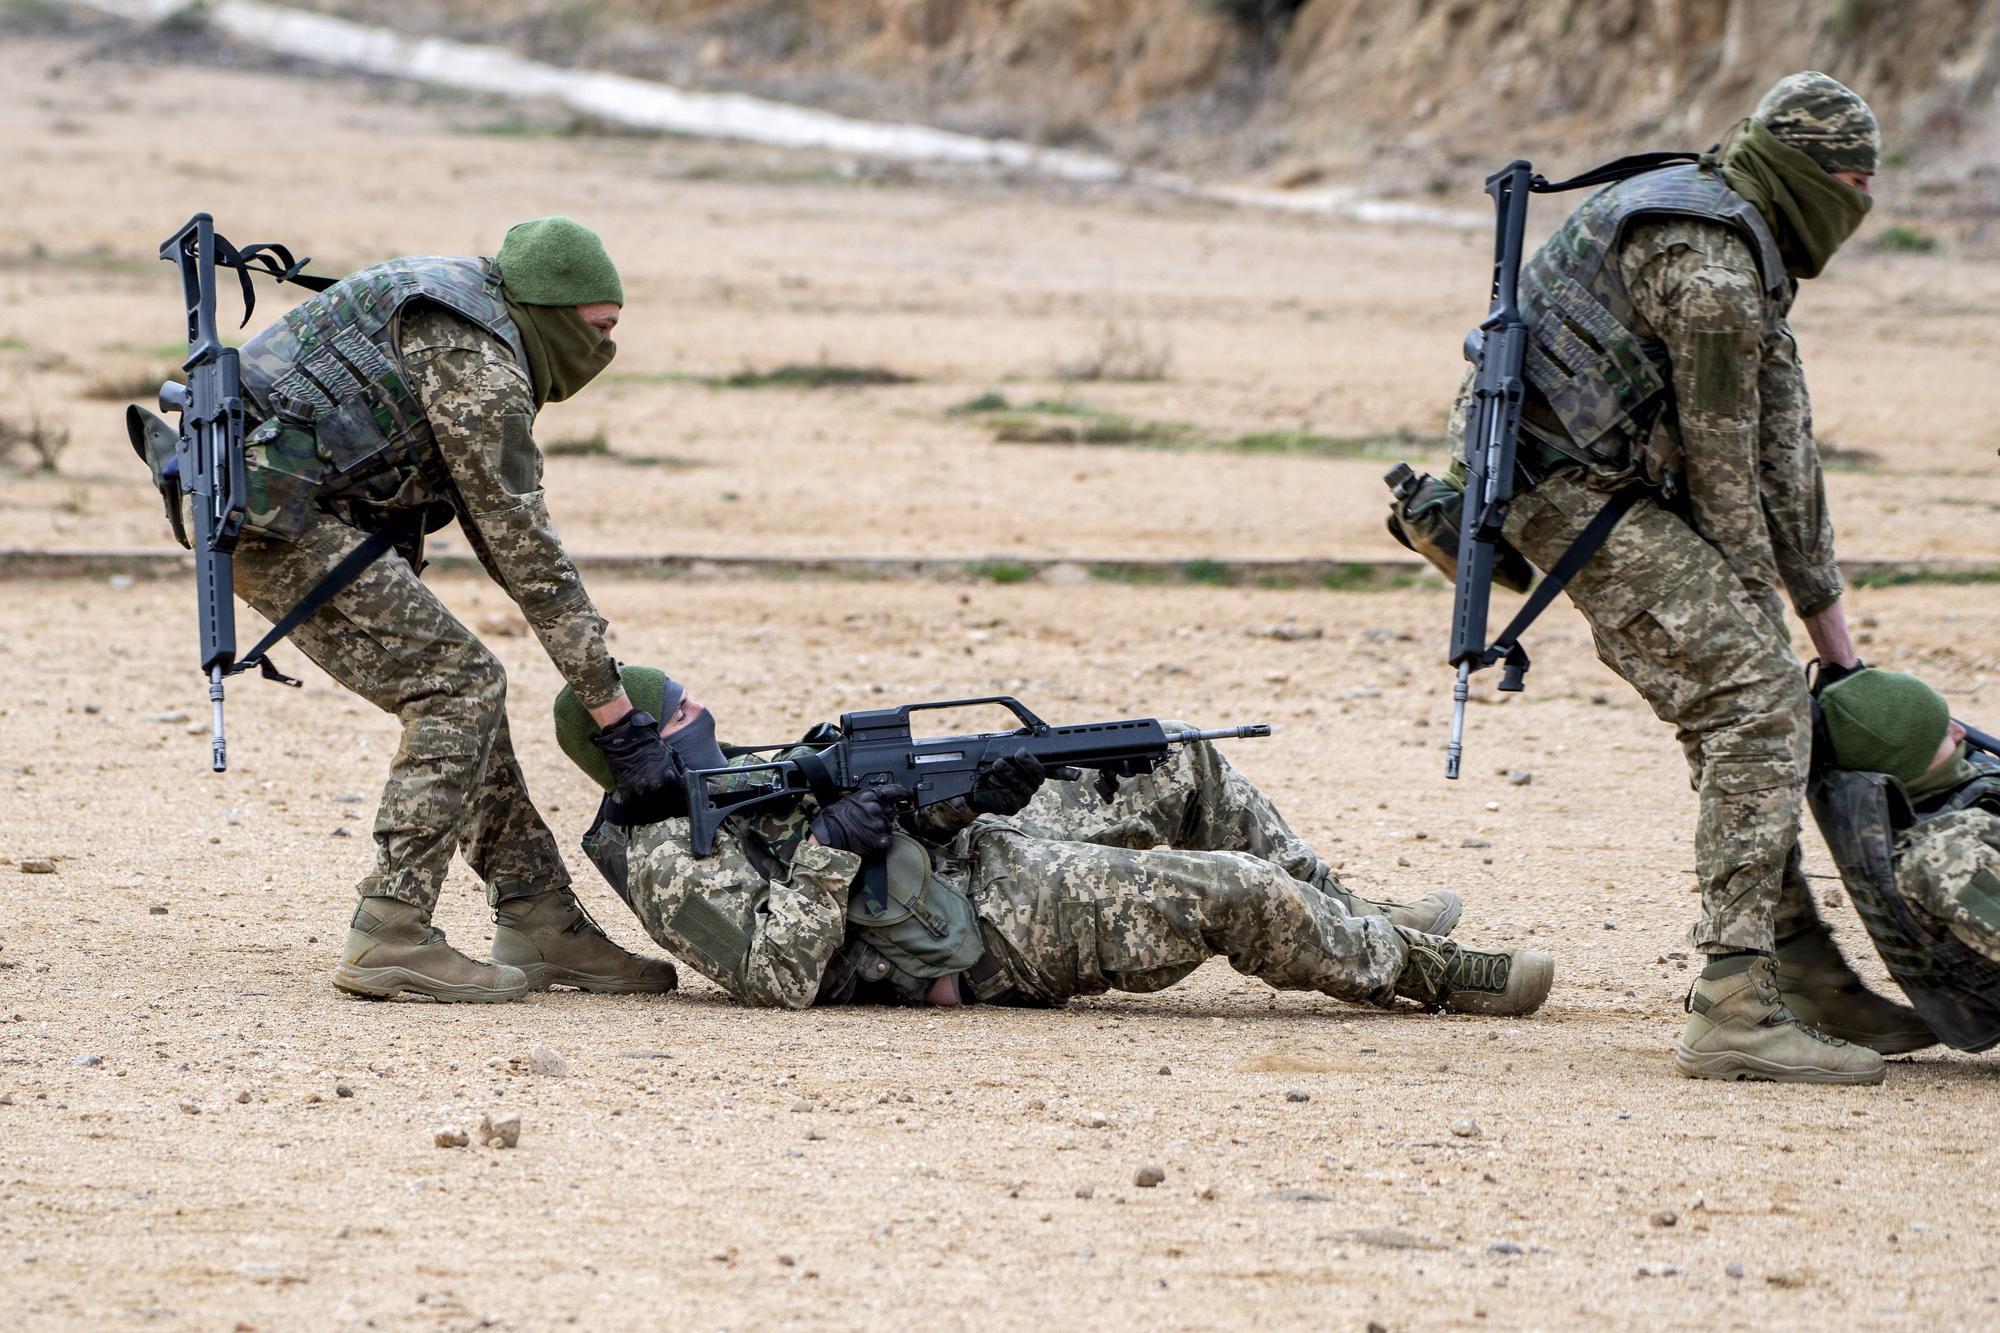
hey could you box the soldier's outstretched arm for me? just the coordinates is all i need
[625,817,857,1009]
[1754,321,1847,620]
[402,311,624,711]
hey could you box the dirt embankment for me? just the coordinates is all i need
[279,0,2000,213]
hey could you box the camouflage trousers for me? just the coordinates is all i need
[1504,469,1819,953]
[235,506,571,913]
[960,731,1407,1006]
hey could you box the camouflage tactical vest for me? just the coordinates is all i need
[1808,761,2000,1052]
[234,256,527,540]
[1518,163,1788,482]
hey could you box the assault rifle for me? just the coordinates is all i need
[151,214,338,771]
[157,214,248,772]
[1441,151,1701,779]
[1964,720,2000,760]
[1446,160,1535,781]
[685,696,1270,857]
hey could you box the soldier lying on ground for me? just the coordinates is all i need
[548,667,1555,1015]
[1804,670,2000,1051]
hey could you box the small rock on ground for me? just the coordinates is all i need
[1451,1118,1481,1138]
[528,1045,568,1077]
[477,1112,520,1149]
[1134,1165,1165,1188]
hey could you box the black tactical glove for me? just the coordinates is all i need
[1812,659,1866,694]
[971,749,1048,817]
[809,785,909,856]
[590,710,686,823]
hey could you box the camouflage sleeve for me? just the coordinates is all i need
[399,307,624,710]
[624,814,860,1008]
[1753,322,1844,616]
[1895,810,2000,966]
[1621,221,1780,606]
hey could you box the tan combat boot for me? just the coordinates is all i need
[491,890,679,994]
[1774,925,1937,1055]
[1673,954,1885,1084]
[334,897,531,1003]
[1393,928,1554,1016]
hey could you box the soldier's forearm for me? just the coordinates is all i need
[588,693,633,727]
[1802,600,1860,668]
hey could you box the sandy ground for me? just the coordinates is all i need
[5,16,2000,1333]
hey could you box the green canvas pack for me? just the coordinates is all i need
[846,833,985,980]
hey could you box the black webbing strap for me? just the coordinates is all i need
[1530,150,1708,195]
[1486,488,1642,663]
[208,234,338,327]
[225,514,419,687]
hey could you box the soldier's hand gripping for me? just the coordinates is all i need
[970,748,1049,816]
[590,711,686,823]
[809,785,910,856]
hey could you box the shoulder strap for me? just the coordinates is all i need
[1530,151,1710,195]
[223,511,421,687]
[1483,487,1642,670]
[208,236,339,327]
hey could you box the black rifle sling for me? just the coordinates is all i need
[1487,487,1641,664]
[225,511,422,688]
[1529,151,1708,195]
[210,236,339,327]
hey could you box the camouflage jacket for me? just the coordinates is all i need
[607,732,991,1008]
[1464,165,1844,617]
[237,257,621,708]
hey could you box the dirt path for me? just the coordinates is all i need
[4,19,2000,1333]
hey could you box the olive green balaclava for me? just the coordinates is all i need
[1820,670,1954,789]
[495,216,623,408]
[554,666,675,792]
[1715,72,1878,280]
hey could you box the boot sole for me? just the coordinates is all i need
[333,962,531,1004]
[1671,1043,1885,1085]
[1443,949,1553,1016]
[512,962,678,995]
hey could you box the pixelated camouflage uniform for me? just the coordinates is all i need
[612,728,1406,1009]
[1454,164,1842,955]
[233,268,622,913]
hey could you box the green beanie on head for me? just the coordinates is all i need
[496,216,624,307]
[1820,669,1950,786]
[554,666,679,792]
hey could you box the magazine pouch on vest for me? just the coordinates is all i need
[1808,768,2000,1053]
[1517,163,1787,482]
[579,795,636,910]
[846,832,984,981]
[234,256,527,540]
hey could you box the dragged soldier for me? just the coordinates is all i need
[1805,671,2000,1051]
[225,218,680,1002]
[1417,73,1923,1081]
[549,667,1554,1016]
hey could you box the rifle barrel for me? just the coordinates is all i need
[1167,724,1271,744]
[1962,718,2000,759]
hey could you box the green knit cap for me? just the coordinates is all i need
[496,216,624,307]
[553,665,678,792]
[1820,669,1950,785]
[1754,71,1879,176]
